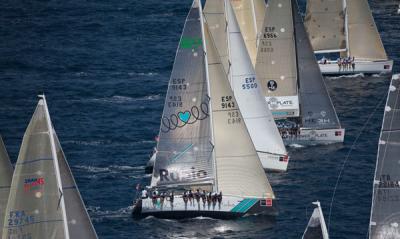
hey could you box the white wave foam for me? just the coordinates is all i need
[94,94,161,104]
[288,143,305,148]
[326,73,364,80]
[128,72,159,77]
[74,165,145,174]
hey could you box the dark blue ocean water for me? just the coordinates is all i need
[0,0,399,238]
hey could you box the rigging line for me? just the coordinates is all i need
[327,90,388,233]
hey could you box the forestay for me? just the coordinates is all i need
[256,0,298,112]
[0,136,13,237]
[369,75,400,238]
[304,0,346,53]
[302,202,329,239]
[226,0,287,159]
[204,21,274,198]
[293,0,341,130]
[151,1,214,188]
[345,0,388,61]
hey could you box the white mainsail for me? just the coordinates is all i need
[2,96,97,239]
[0,136,13,237]
[304,0,346,53]
[204,17,274,198]
[345,0,388,61]
[231,0,266,66]
[256,0,299,118]
[225,0,288,170]
[302,201,329,239]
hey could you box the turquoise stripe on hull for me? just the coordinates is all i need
[231,199,258,213]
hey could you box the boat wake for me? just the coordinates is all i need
[326,73,365,80]
[127,71,159,77]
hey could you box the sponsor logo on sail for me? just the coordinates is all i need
[24,177,45,192]
[267,80,277,91]
[159,167,208,182]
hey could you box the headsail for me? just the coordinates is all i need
[204,0,230,74]
[231,0,266,66]
[369,75,400,238]
[345,0,388,61]
[54,133,98,238]
[2,98,68,239]
[226,0,288,169]
[1,97,97,239]
[304,0,346,53]
[256,0,299,118]
[302,201,329,239]
[293,0,341,130]
[0,135,13,237]
[204,19,274,199]
[151,0,214,188]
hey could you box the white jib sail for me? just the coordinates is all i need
[225,0,288,171]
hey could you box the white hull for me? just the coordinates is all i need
[319,60,393,75]
[259,153,288,172]
[282,128,345,146]
[133,195,277,219]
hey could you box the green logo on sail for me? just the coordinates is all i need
[180,37,202,49]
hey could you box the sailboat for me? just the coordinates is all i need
[133,0,277,219]
[0,135,13,237]
[305,0,393,75]
[302,201,329,239]
[2,96,98,239]
[369,74,400,238]
[204,0,289,171]
[254,0,345,145]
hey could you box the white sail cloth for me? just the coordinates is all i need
[0,136,13,237]
[226,0,288,158]
[205,19,274,199]
[345,0,388,61]
[2,97,97,239]
[256,0,298,109]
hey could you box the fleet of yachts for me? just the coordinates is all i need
[0,0,398,238]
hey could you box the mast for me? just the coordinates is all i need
[343,0,350,57]
[224,0,232,85]
[198,0,218,193]
[41,95,70,239]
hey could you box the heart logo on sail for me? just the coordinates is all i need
[178,111,191,123]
